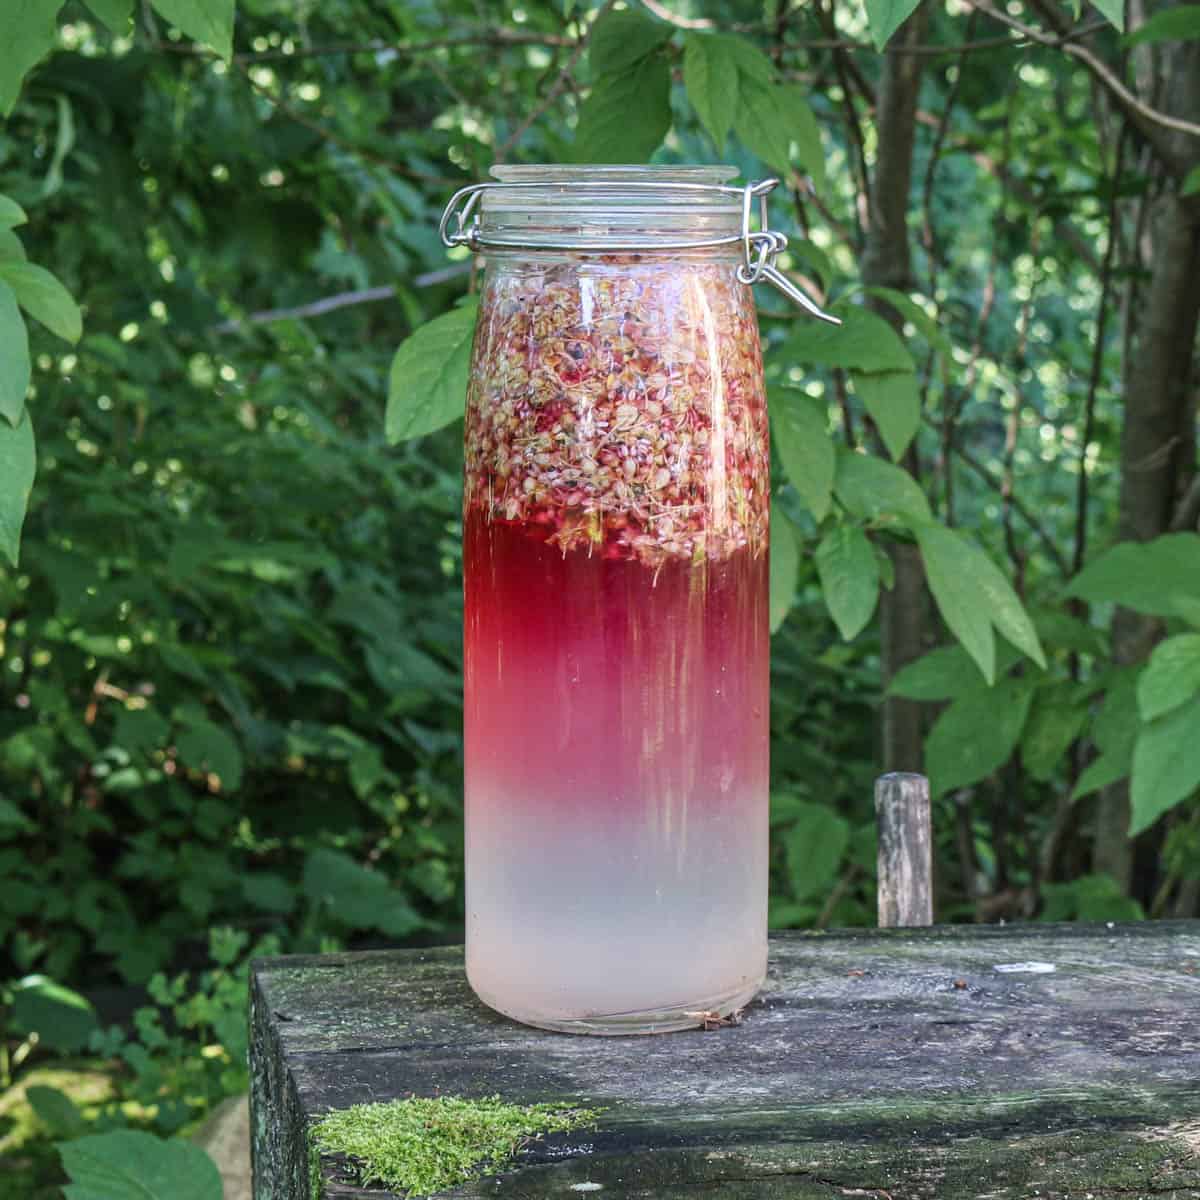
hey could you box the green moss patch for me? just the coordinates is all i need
[310,1094,600,1197]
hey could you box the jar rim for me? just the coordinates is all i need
[477,163,745,248]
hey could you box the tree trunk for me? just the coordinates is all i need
[861,4,930,772]
[1094,28,1200,891]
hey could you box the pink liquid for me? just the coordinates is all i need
[463,512,769,1031]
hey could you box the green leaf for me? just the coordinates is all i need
[60,1131,223,1200]
[302,848,422,936]
[0,260,82,343]
[964,538,1047,669]
[1090,0,1125,31]
[1021,682,1090,781]
[1125,4,1199,44]
[241,871,296,914]
[770,387,834,520]
[10,975,98,1052]
[0,0,64,117]
[0,279,31,426]
[148,0,235,60]
[0,195,27,230]
[865,0,923,50]
[1137,633,1200,722]
[915,522,995,685]
[0,409,36,566]
[114,707,171,755]
[575,53,672,163]
[1130,693,1200,835]
[0,795,35,835]
[386,297,478,443]
[780,304,915,373]
[0,231,28,261]
[26,1085,87,1138]
[835,450,932,525]
[86,0,134,30]
[780,799,850,900]
[1065,533,1200,620]
[888,644,988,701]
[1071,750,1130,802]
[851,369,920,461]
[720,33,776,84]
[1072,671,1139,801]
[176,718,243,790]
[589,7,671,75]
[683,33,740,150]
[1184,166,1200,197]
[925,676,1035,798]
[774,84,827,194]
[816,525,879,641]
[769,508,799,634]
[734,77,794,174]
[861,286,953,355]
[1041,874,1143,922]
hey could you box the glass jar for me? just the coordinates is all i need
[446,165,829,1035]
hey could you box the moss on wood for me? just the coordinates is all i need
[309,1095,600,1197]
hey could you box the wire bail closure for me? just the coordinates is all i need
[437,176,840,326]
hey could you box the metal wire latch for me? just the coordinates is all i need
[438,176,840,325]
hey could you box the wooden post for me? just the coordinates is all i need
[875,771,932,927]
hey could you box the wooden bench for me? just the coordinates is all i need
[249,777,1200,1197]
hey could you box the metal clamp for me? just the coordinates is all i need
[437,176,840,325]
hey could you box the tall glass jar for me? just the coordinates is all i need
[456,166,781,1035]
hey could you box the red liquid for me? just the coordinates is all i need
[463,512,769,1026]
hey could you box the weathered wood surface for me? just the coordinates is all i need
[875,772,932,927]
[251,923,1200,1200]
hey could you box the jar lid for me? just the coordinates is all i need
[438,166,840,324]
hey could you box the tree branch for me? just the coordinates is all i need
[961,0,1200,152]
[1074,123,1128,574]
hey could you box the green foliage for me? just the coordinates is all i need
[1040,874,1144,922]
[1130,695,1200,836]
[779,797,851,900]
[683,33,740,150]
[0,259,82,344]
[0,280,32,425]
[0,411,35,564]
[769,508,800,635]
[574,52,671,163]
[916,523,1045,685]
[782,304,915,373]
[0,1,63,117]
[588,7,671,74]
[835,450,931,525]
[1135,634,1200,722]
[1125,5,1200,46]
[147,0,236,60]
[302,848,423,937]
[59,1130,223,1200]
[8,976,98,1053]
[26,1083,88,1137]
[864,0,924,51]
[851,370,920,462]
[924,676,1036,798]
[310,1096,600,1195]
[387,297,480,442]
[1064,534,1200,622]
[816,525,879,641]
[770,388,834,520]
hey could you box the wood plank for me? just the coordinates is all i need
[251,923,1200,1199]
